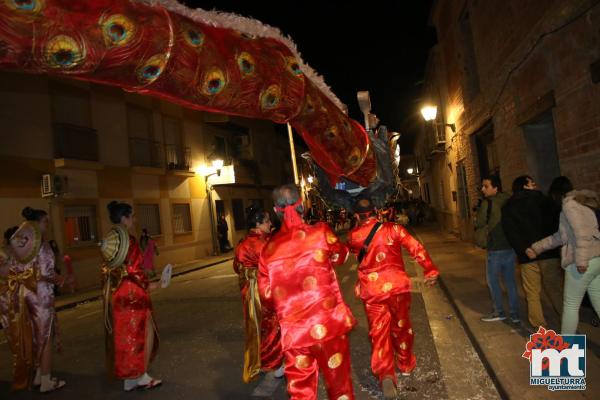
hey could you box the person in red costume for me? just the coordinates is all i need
[346,198,439,399]
[233,206,283,383]
[258,184,357,400]
[105,201,161,392]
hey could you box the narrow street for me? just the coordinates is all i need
[0,229,498,400]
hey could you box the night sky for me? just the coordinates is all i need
[184,1,437,153]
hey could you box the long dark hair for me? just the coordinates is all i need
[21,206,47,222]
[107,201,133,224]
[3,226,18,245]
[548,176,573,208]
[246,206,268,230]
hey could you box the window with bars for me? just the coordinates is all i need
[172,203,192,234]
[64,205,98,247]
[137,204,161,236]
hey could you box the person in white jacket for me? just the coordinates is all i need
[526,189,600,334]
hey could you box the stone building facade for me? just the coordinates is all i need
[415,0,600,239]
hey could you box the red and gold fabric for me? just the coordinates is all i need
[284,335,354,400]
[0,0,375,186]
[347,217,438,383]
[233,230,282,383]
[347,218,439,302]
[364,293,415,384]
[106,235,159,379]
[259,219,355,399]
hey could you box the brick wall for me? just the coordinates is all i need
[416,0,600,237]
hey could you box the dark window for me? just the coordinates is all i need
[232,199,245,231]
[474,122,499,179]
[172,203,192,233]
[137,204,161,236]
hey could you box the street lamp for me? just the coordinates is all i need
[205,158,223,256]
[420,104,456,132]
[407,168,414,175]
[307,175,314,184]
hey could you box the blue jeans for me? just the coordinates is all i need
[486,249,519,317]
[562,257,600,334]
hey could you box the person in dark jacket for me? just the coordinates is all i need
[475,175,520,323]
[502,175,562,330]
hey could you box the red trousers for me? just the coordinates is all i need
[283,335,354,400]
[364,293,415,384]
[260,305,283,370]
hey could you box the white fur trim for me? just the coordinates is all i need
[136,0,346,112]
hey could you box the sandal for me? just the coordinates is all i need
[40,378,66,393]
[139,379,162,390]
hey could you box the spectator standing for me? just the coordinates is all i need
[502,175,562,329]
[475,176,520,323]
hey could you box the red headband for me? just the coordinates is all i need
[276,198,303,231]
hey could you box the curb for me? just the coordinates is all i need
[55,256,234,312]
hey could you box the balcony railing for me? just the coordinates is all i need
[165,144,191,171]
[129,137,163,168]
[53,123,99,161]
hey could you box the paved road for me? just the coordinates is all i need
[0,248,498,399]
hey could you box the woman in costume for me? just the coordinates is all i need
[233,207,283,383]
[3,208,66,392]
[101,201,161,391]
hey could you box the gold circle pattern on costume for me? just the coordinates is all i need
[273,286,286,300]
[313,249,327,262]
[310,324,327,340]
[330,253,340,262]
[338,396,350,400]
[295,355,311,369]
[400,342,407,350]
[408,328,413,335]
[382,282,393,292]
[368,272,379,282]
[398,319,405,327]
[326,232,338,244]
[328,353,343,369]
[294,230,306,240]
[345,315,353,327]
[302,275,317,290]
[322,296,335,310]
[376,252,386,262]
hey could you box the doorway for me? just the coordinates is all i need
[521,111,561,193]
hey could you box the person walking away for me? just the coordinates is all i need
[502,175,562,329]
[528,189,600,334]
[347,197,439,399]
[475,176,520,323]
[258,184,356,400]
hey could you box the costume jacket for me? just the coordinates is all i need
[347,218,439,303]
[234,229,282,382]
[258,221,354,352]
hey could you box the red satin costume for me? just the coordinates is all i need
[111,236,159,379]
[234,230,283,382]
[347,218,439,384]
[259,218,356,400]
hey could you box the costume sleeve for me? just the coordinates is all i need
[346,230,362,255]
[324,225,349,266]
[38,242,56,281]
[257,255,271,303]
[233,246,242,274]
[393,224,439,278]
